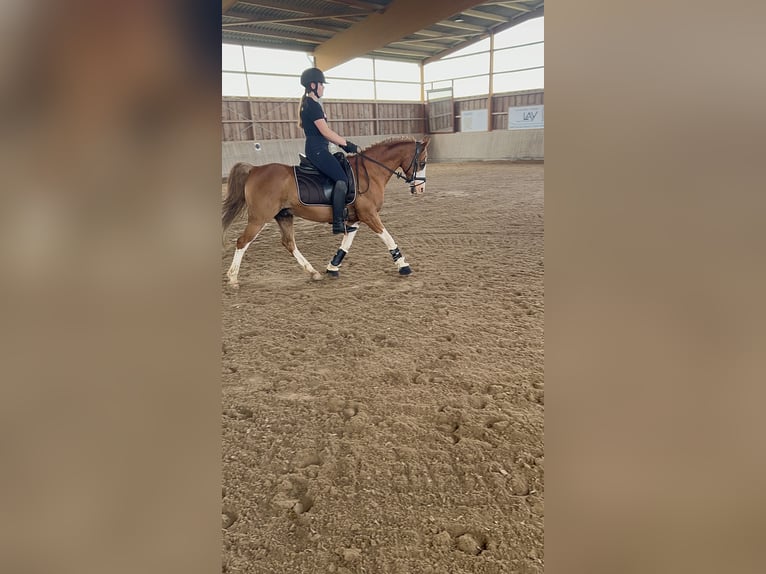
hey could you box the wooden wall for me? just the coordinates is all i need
[222,89,544,141]
[222,98,425,142]
[456,89,544,131]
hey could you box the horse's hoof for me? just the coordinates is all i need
[398,266,412,276]
[326,270,340,278]
[311,272,322,281]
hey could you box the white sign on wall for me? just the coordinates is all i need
[461,109,488,132]
[508,105,544,130]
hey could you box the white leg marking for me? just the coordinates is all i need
[227,239,254,284]
[376,228,409,270]
[340,227,358,251]
[292,247,321,280]
[377,228,397,250]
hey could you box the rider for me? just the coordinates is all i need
[298,67,360,234]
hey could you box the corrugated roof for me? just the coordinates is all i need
[222,0,543,64]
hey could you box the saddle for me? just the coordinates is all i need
[293,152,356,206]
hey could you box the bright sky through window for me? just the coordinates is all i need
[222,17,543,100]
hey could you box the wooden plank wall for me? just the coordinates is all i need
[427,99,454,133]
[455,89,544,131]
[492,90,544,130]
[222,98,424,142]
[222,89,544,141]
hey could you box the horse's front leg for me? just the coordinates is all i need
[364,216,412,276]
[326,224,359,277]
[378,228,412,275]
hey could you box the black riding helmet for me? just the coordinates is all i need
[300,67,327,95]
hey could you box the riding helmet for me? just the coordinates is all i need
[300,67,328,89]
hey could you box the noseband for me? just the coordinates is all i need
[404,141,427,193]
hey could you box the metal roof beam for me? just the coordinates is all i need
[225,1,368,19]
[387,38,457,50]
[460,9,509,23]
[232,28,325,45]
[423,5,543,63]
[231,0,341,13]
[223,13,359,28]
[499,3,532,12]
[314,0,489,70]
[228,0,313,14]
[433,20,487,32]
[481,0,534,10]
[370,47,435,59]
[376,44,440,56]
[391,36,464,47]
[321,0,387,10]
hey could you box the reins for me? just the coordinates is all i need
[352,141,426,194]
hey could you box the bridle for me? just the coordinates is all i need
[354,141,427,194]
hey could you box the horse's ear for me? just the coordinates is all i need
[422,135,431,147]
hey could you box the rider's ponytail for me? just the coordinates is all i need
[298,93,308,129]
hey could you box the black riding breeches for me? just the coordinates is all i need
[305,141,348,185]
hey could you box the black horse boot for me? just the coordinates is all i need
[331,180,349,234]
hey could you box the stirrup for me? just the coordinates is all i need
[332,222,356,234]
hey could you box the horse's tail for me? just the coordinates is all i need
[222,162,253,231]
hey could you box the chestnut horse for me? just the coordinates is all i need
[222,136,429,288]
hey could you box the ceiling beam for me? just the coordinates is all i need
[377,43,439,56]
[231,0,328,13]
[390,37,463,47]
[225,2,368,19]
[410,28,456,38]
[314,0,488,71]
[369,47,435,59]
[228,0,376,21]
[227,1,308,14]
[433,19,487,32]
[322,0,387,10]
[498,4,543,28]
[461,9,510,23]
[423,5,542,63]
[222,13,360,28]
[481,0,534,9]
[496,2,533,12]
[230,28,325,45]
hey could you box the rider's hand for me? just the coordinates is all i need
[341,141,359,154]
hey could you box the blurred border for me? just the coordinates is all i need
[547,2,766,573]
[0,2,222,573]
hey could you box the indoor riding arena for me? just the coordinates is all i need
[221,2,544,573]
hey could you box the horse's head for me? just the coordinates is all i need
[402,136,430,195]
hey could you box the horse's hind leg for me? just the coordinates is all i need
[226,219,265,288]
[274,212,322,281]
[326,224,360,277]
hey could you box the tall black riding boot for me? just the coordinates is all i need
[331,180,348,234]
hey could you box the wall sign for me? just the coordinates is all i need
[508,105,544,130]
[461,109,488,132]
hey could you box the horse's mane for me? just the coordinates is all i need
[361,136,416,153]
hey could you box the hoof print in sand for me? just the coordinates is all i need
[433,530,490,556]
[456,533,488,556]
[222,508,238,529]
